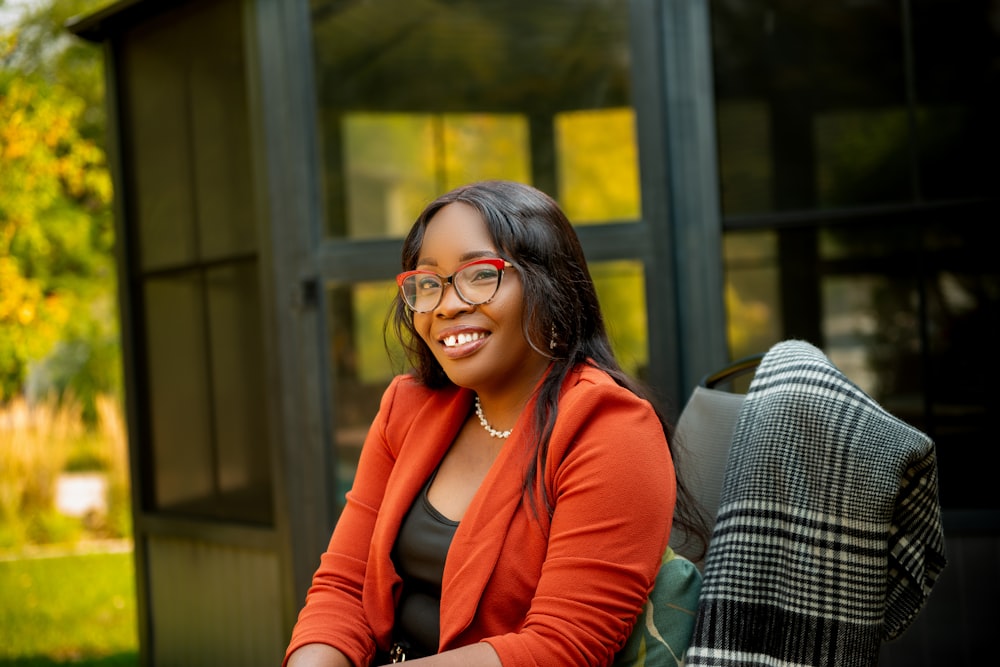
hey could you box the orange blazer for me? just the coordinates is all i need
[284,364,676,667]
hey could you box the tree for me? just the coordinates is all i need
[0,0,116,420]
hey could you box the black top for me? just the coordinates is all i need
[392,473,459,657]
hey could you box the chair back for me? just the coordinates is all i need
[668,386,744,566]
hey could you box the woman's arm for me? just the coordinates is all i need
[479,375,676,666]
[284,378,408,667]
[287,643,355,667]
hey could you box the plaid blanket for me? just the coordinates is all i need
[685,340,947,667]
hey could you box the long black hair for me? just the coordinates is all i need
[387,180,708,557]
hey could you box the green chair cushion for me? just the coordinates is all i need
[613,546,702,667]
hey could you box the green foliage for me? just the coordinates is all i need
[5,0,110,141]
[0,550,138,664]
[0,0,119,409]
[25,509,83,545]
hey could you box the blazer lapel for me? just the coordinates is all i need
[438,408,537,646]
[365,385,470,642]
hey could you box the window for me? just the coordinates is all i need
[121,0,273,523]
[713,0,1000,512]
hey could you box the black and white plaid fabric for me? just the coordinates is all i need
[685,340,947,667]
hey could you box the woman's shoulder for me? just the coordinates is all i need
[379,374,463,415]
[557,362,657,420]
[549,363,669,470]
[563,362,638,397]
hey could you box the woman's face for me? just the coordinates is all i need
[412,202,550,396]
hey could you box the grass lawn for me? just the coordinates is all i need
[0,546,138,666]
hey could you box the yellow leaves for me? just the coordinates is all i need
[0,256,64,329]
[0,255,71,398]
[0,76,107,218]
[1,65,112,397]
[0,257,33,322]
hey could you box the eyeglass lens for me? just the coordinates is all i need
[400,261,503,312]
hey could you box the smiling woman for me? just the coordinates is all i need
[284,180,707,667]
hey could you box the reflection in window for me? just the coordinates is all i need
[311,0,637,239]
[821,275,884,397]
[590,261,648,381]
[814,109,911,207]
[441,115,531,190]
[341,113,530,238]
[556,108,641,223]
[712,0,910,213]
[722,230,780,359]
[145,273,214,510]
[144,263,272,524]
[326,280,401,500]
[716,101,773,216]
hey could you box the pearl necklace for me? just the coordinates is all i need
[474,396,512,439]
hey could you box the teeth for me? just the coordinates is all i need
[443,332,486,347]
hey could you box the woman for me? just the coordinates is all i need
[285,180,703,667]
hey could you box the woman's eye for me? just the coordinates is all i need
[468,267,499,282]
[417,276,441,291]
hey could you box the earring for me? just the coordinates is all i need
[550,324,557,350]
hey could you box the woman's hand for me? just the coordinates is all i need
[374,642,502,667]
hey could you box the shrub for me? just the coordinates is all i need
[0,393,131,551]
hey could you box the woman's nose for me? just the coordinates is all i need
[434,280,472,316]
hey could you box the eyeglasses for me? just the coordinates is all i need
[396,258,512,313]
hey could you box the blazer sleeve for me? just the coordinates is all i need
[485,372,677,667]
[282,376,407,667]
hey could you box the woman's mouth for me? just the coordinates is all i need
[438,330,489,358]
[442,331,487,348]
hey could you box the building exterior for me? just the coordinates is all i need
[71,0,997,664]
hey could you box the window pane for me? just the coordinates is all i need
[814,108,912,208]
[311,0,636,238]
[716,102,773,216]
[145,273,214,511]
[911,0,1000,200]
[143,264,272,522]
[712,1,910,213]
[124,0,254,267]
[326,280,401,501]
[206,263,272,523]
[556,108,641,223]
[124,25,197,269]
[723,230,781,360]
[590,260,648,381]
[339,113,438,239]
[441,114,531,189]
[339,113,531,238]
[921,222,999,510]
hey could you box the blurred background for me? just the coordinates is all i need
[1,0,997,665]
[1,0,136,664]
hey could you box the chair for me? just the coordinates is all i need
[667,380,751,568]
[674,340,947,667]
